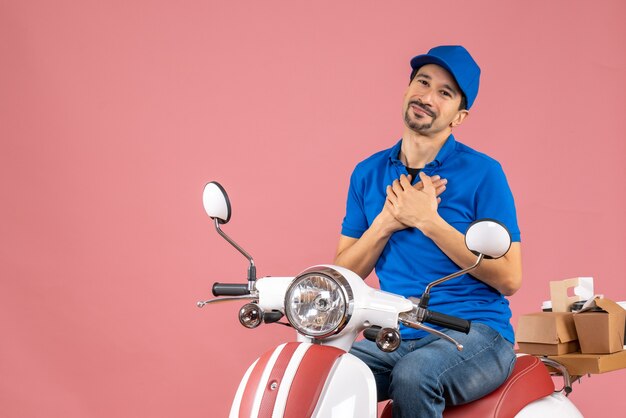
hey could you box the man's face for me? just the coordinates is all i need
[402,64,467,134]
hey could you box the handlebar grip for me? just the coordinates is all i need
[423,310,471,334]
[212,283,250,297]
[363,326,382,342]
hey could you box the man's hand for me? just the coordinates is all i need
[335,173,448,280]
[376,173,447,235]
[372,199,408,236]
[414,174,447,204]
[387,172,442,230]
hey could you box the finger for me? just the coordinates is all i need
[431,177,447,188]
[386,185,398,204]
[437,197,441,204]
[392,179,403,194]
[413,175,444,191]
[429,180,442,190]
[432,177,447,196]
[419,171,436,196]
[399,174,412,189]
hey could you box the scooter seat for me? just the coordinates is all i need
[380,355,555,418]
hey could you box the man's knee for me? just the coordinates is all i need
[389,358,439,397]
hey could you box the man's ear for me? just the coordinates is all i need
[450,109,469,128]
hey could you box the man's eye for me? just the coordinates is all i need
[418,79,428,86]
[440,90,451,97]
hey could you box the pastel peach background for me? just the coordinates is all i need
[1,1,625,417]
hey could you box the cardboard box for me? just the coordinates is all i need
[574,297,626,354]
[516,312,579,355]
[548,350,626,375]
[619,301,626,345]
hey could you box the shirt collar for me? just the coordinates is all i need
[388,134,457,168]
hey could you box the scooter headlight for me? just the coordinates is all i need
[284,267,354,338]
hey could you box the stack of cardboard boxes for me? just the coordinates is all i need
[516,278,626,375]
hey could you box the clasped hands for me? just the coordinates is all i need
[378,172,447,234]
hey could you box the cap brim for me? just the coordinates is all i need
[410,54,457,87]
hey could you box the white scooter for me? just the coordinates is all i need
[197,181,583,418]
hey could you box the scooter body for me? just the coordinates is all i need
[516,393,583,418]
[198,181,584,418]
[228,274,584,418]
[226,337,585,418]
[227,268,405,417]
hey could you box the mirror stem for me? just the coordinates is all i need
[214,218,257,287]
[419,253,484,309]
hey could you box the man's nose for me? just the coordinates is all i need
[419,88,434,105]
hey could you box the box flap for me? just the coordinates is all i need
[518,341,579,356]
[596,298,626,315]
[516,312,577,344]
[517,313,556,344]
[554,315,578,343]
[576,297,626,315]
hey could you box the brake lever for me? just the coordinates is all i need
[196,293,258,307]
[398,311,464,351]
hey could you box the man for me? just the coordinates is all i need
[334,45,521,418]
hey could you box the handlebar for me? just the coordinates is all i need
[421,309,471,334]
[363,326,382,343]
[212,283,250,296]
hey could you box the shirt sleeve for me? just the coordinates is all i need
[340,166,369,238]
[475,162,521,242]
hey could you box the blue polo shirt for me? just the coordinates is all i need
[341,135,520,343]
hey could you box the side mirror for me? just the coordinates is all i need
[203,181,231,224]
[465,219,511,259]
[419,219,512,309]
[202,181,257,286]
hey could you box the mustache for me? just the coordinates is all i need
[409,100,435,117]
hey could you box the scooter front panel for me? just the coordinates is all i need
[280,344,346,417]
[311,352,378,418]
[229,342,348,418]
[230,358,258,418]
[232,342,290,418]
[257,343,303,417]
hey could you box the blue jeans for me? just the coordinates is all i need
[350,323,516,418]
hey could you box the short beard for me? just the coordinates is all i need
[404,109,433,132]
